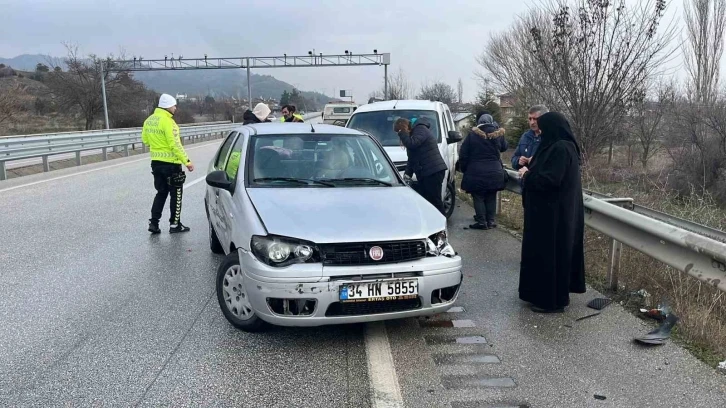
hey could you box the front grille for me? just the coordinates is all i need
[320,240,427,266]
[325,297,422,316]
[394,161,407,172]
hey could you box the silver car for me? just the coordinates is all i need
[204,123,463,332]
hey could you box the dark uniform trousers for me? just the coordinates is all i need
[150,161,184,225]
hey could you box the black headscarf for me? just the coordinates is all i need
[536,112,582,163]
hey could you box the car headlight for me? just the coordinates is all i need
[426,230,456,257]
[251,235,320,267]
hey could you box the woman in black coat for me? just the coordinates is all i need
[459,114,508,229]
[517,112,586,313]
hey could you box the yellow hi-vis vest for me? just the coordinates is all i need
[141,108,191,165]
[280,113,304,123]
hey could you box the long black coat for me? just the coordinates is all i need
[460,126,508,194]
[519,117,586,310]
[398,120,447,178]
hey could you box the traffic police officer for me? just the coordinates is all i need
[142,94,194,234]
[280,104,304,122]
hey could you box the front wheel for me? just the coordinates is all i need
[216,253,266,332]
[443,180,456,219]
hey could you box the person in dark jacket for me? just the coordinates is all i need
[517,112,586,313]
[242,103,272,125]
[511,105,548,170]
[459,114,508,230]
[394,117,448,214]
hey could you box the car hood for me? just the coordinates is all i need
[246,186,445,243]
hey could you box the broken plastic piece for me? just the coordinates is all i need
[587,298,612,310]
[635,313,679,346]
[594,394,607,401]
[640,308,667,321]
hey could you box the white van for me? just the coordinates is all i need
[322,102,358,126]
[345,100,463,218]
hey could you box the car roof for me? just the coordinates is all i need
[235,122,365,136]
[352,100,444,114]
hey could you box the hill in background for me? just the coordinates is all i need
[0,54,335,109]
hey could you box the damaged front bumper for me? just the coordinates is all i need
[239,249,463,327]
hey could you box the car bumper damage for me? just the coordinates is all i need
[239,250,463,327]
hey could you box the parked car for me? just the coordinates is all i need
[322,102,358,126]
[204,123,463,332]
[345,100,463,218]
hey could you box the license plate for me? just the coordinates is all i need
[339,279,418,302]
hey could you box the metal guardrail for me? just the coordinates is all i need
[502,168,726,293]
[0,113,323,180]
[0,123,238,180]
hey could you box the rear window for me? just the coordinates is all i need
[333,107,351,114]
[346,110,441,146]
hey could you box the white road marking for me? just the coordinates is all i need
[183,176,206,189]
[0,141,220,194]
[365,321,404,408]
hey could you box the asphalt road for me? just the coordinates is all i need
[1,132,725,407]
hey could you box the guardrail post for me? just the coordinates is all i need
[75,151,82,166]
[42,155,49,172]
[102,147,108,161]
[142,144,146,154]
[496,192,502,215]
[607,238,623,291]
[124,145,129,157]
[0,161,6,181]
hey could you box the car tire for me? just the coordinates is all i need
[443,180,456,219]
[216,253,266,332]
[209,220,224,254]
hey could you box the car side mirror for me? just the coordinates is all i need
[447,130,463,144]
[206,170,233,191]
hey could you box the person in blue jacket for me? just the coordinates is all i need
[511,105,548,170]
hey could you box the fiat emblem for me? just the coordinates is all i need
[369,246,384,261]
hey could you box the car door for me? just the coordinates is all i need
[207,131,239,251]
[215,132,248,250]
[444,107,458,181]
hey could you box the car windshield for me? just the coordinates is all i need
[248,134,402,187]
[346,109,441,146]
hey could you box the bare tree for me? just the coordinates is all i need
[0,84,22,127]
[418,82,457,105]
[479,0,676,161]
[672,0,726,192]
[45,44,130,129]
[371,68,413,100]
[627,83,675,169]
[683,0,726,104]
[457,78,464,104]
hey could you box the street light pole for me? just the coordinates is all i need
[246,58,252,109]
[384,64,388,100]
[101,62,110,129]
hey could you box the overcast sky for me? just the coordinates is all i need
[0,0,692,102]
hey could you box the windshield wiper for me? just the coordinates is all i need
[253,177,335,187]
[321,178,393,187]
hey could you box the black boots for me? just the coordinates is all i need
[169,223,191,233]
[148,220,161,234]
[149,220,190,234]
